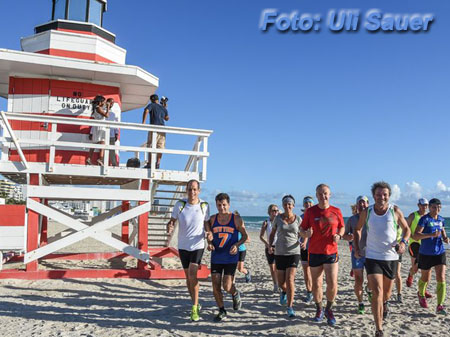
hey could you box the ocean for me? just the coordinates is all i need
[242,216,450,249]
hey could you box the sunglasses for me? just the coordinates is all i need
[271,209,279,212]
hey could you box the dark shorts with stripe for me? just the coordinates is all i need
[275,254,300,270]
[211,263,238,276]
[265,247,275,264]
[238,250,247,262]
[365,258,398,280]
[308,253,339,268]
[418,253,446,270]
[179,248,204,269]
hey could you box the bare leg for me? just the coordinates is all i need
[269,263,278,285]
[324,262,338,302]
[354,269,364,302]
[188,263,200,305]
[302,262,312,292]
[237,261,248,275]
[223,275,237,295]
[368,273,384,331]
[277,269,287,292]
[212,273,224,308]
[286,267,297,307]
[395,262,402,296]
[311,265,324,305]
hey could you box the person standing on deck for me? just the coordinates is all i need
[167,179,210,322]
[142,94,169,169]
[353,181,410,337]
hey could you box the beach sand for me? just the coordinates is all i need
[0,228,449,337]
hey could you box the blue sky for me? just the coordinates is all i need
[1,0,450,216]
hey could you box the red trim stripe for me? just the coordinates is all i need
[36,49,115,64]
[0,206,26,227]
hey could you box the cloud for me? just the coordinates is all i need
[436,180,449,192]
[391,184,401,202]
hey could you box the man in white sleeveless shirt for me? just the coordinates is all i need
[354,182,410,337]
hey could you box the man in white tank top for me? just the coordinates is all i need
[353,182,410,337]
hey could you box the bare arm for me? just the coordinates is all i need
[167,217,177,234]
[142,108,149,124]
[413,223,441,241]
[394,206,410,254]
[441,228,449,243]
[95,105,109,118]
[259,221,269,246]
[353,209,367,258]
[230,215,248,255]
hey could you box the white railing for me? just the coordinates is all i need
[0,111,212,179]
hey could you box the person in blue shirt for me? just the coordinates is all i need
[142,94,169,169]
[413,198,450,315]
[236,223,251,283]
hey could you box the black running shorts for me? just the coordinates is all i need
[417,253,446,270]
[211,263,238,276]
[238,250,247,262]
[265,247,275,265]
[275,254,300,270]
[308,253,339,268]
[178,248,204,269]
[365,258,398,280]
[409,242,420,259]
[300,247,309,263]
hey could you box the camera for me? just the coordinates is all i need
[160,96,169,107]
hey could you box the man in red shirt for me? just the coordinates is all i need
[300,184,345,326]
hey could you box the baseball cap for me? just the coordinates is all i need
[418,198,429,205]
[303,196,314,204]
[356,195,369,203]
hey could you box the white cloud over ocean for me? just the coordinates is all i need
[203,181,450,216]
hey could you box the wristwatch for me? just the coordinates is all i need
[400,238,408,246]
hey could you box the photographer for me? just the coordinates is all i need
[87,95,111,166]
[142,94,169,169]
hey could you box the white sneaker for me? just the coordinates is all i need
[273,284,279,293]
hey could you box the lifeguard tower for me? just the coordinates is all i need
[0,0,212,279]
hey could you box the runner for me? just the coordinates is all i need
[259,204,279,292]
[167,179,210,322]
[412,198,449,314]
[300,184,345,326]
[405,199,429,289]
[300,196,314,303]
[206,193,248,322]
[394,219,404,303]
[343,195,369,314]
[237,231,251,283]
[269,195,301,317]
[354,181,410,337]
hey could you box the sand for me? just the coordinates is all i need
[0,229,449,337]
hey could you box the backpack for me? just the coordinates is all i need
[178,199,208,215]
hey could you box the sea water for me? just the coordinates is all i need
[242,216,450,250]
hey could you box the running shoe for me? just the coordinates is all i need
[190,305,200,322]
[214,310,227,322]
[436,305,447,315]
[304,291,313,303]
[324,308,336,326]
[418,295,428,308]
[232,291,242,310]
[350,270,354,278]
[375,330,384,337]
[382,302,389,320]
[358,303,365,314]
[397,294,403,303]
[86,158,92,165]
[406,274,413,287]
[279,292,287,306]
[287,307,295,317]
[273,284,279,293]
[425,291,433,299]
[245,269,252,283]
[197,303,202,312]
[314,307,324,322]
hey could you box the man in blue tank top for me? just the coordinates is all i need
[205,193,248,322]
